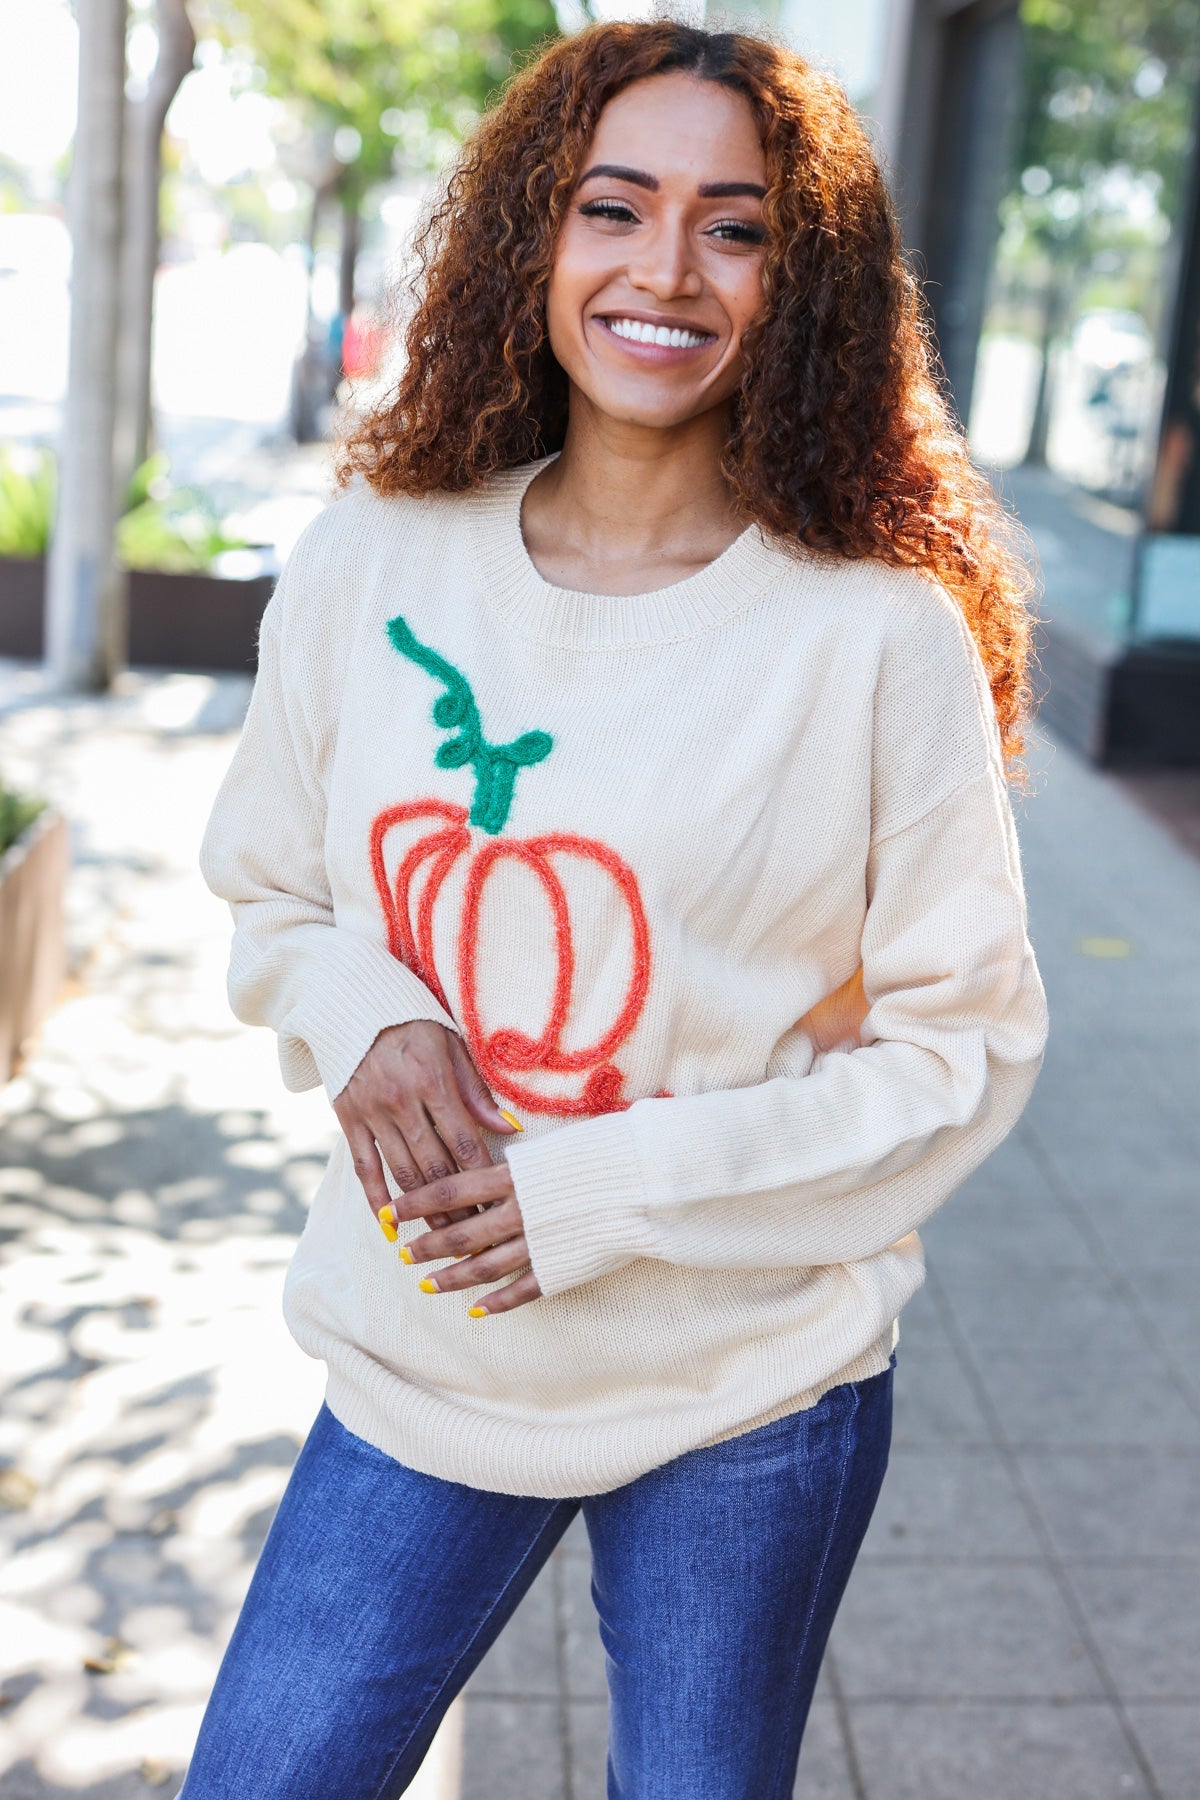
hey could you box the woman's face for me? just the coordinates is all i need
[546,72,769,433]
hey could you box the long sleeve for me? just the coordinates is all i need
[199,543,461,1100]
[506,613,1049,1301]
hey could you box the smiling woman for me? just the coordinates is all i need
[188,18,1048,1800]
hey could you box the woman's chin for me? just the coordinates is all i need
[573,385,715,433]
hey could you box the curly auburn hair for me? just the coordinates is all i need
[337,19,1039,770]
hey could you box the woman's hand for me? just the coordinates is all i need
[392,1165,542,1316]
[333,1020,519,1232]
[798,964,870,1055]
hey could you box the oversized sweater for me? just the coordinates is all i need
[200,451,1049,1498]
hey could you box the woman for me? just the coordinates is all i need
[189,20,1048,1798]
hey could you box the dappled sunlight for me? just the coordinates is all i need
[0,674,347,1792]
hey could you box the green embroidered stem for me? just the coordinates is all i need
[387,614,553,834]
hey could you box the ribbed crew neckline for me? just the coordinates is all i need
[468,452,787,649]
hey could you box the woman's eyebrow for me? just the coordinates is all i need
[698,180,766,199]
[576,164,766,200]
[577,163,658,190]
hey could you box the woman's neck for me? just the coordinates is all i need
[520,398,747,594]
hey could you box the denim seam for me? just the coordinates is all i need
[766,1383,861,1800]
[370,1501,573,1800]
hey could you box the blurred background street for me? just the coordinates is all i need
[1,0,1199,1795]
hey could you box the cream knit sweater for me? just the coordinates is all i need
[200,452,1048,1498]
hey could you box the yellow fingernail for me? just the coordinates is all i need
[418,1277,439,1295]
[499,1109,524,1132]
[378,1206,398,1243]
[398,1245,415,1265]
[467,1305,488,1318]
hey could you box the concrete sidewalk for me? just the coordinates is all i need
[0,668,1196,1799]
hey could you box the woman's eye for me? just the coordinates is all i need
[578,199,638,224]
[710,219,766,245]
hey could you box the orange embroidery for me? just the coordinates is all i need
[371,802,659,1116]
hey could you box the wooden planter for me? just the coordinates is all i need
[0,558,275,672]
[0,557,44,658]
[0,809,68,1080]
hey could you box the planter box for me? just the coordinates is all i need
[0,809,68,1080]
[1033,614,1200,767]
[0,558,275,672]
[0,557,45,659]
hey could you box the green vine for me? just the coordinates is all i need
[387,614,552,834]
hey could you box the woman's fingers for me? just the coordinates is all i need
[473,1270,542,1315]
[415,1229,530,1293]
[447,1032,521,1135]
[424,1071,503,1183]
[340,1121,392,1219]
[373,1118,424,1194]
[417,1197,524,1268]
[395,1175,542,1315]
[389,1165,514,1230]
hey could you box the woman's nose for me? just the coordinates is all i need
[626,224,702,299]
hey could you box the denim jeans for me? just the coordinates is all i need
[179,1354,895,1800]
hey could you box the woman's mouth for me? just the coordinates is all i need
[593,315,717,360]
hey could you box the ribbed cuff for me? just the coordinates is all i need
[505,1111,651,1298]
[280,932,463,1100]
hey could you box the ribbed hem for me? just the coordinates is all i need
[504,1111,649,1297]
[467,455,793,649]
[319,1324,899,1499]
[282,929,463,1100]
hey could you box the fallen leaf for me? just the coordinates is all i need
[83,1636,139,1675]
[0,1469,36,1510]
[1078,935,1132,958]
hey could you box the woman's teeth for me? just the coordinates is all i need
[604,317,711,348]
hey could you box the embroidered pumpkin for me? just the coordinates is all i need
[370,619,657,1118]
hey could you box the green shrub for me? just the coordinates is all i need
[117,490,247,574]
[0,781,44,857]
[0,447,55,557]
[0,446,246,573]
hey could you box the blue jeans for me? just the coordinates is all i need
[180,1356,894,1799]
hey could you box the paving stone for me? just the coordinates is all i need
[830,1562,1103,1702]
[792,1698,857,1799]
[1123,1704,1200,1800]
[847,1701,1151,1800]
[1067,1565,1200,1700]
[1075,1190,1200,1273]
[559,1510,591,1559]
[564,1700,608,1800]
[547,1692,854,1800]
[557,1548,607,1701]
[1126,1265,1200,1366]
[922,1191,1092,1273]
[1016,1449,1200,1561]
[890,1347,995,1448]
[935,1264,1150,1355]
[460,1696,565,1800]
[466,1560,560,1701]
[975,1347,1200,1450]
[1020,1114,1200,1220]
[860,1445,1042,1561]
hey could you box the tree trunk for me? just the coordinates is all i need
[114,0,195,500]
[1024,267,1073,468]
[45,0,128,692]
[338,195,360,324]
